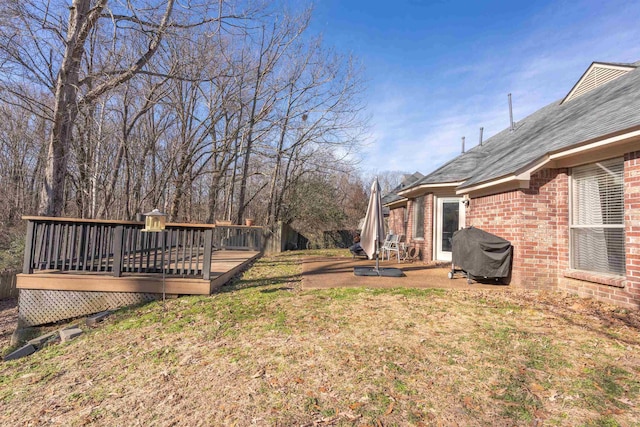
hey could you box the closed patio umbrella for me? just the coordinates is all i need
[360,177,385,265]
[355,178,402,277]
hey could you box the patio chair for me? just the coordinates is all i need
[354,233,393,259]
[351,246,368,259]
[383,234,406,262]
[381,235,394,260]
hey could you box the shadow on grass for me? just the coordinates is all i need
[252,259,298,267]
[515,293,640,345]
[260,287,295,293]
[218,274,301,293]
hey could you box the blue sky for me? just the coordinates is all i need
[309,0,640,175]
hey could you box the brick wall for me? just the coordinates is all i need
[466,169,567,289]
[385,154,640,310]
[387,206,406,238]
[623,151,640,308]
[466,189,523,285]
[405,195,433,261]
[556,152,640,309]
[463,157,639,309]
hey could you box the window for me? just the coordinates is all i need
[413,196,425,238]
[570,158,625,275]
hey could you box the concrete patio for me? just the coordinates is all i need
[301,256,510,290]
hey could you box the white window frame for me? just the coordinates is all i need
[569,157,625,276]
[433,196,465,262]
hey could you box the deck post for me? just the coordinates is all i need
[112,225,124,277]
[202,229,213,280]
[22,220,35,274]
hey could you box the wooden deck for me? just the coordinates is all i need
[17,217,265,326]
[17,250,260,295]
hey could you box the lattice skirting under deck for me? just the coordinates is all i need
[18,289,160,327]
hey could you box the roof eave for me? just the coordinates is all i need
[383,198,409,209]
[397,181,464,198]
[457,126,640,197]
[455,175,530,197]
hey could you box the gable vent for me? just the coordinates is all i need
[562,63,635,104]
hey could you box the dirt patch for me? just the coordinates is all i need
[0,298,17,351]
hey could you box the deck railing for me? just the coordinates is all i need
[213,225,263,251]
[22,217,263,280]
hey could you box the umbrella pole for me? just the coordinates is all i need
[375,237,380,274]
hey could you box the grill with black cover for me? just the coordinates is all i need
[449,226,512,284]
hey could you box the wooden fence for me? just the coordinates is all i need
[264,222,310,253]
[21,217,264,281]
[0,271,18,299]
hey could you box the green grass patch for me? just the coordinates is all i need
[370,287,446,298]
[582,415,622,427]
[306,286,367,301]
[267,309,290,333]
[493,369,542,422]
[572,365,640,414]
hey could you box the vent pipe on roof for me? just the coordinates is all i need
[508,93,515,131]
[479,127,484,146]
[461,136,466,153]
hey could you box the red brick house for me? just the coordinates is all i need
[384,61,640,309]
[381,172,423,237]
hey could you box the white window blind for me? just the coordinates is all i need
[571,158,625,275]
[413,196,425,238]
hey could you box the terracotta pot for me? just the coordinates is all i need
[245,218,254,226]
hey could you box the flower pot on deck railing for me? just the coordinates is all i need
[245,218,254,226]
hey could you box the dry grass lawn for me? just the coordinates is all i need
[1,250,639,426]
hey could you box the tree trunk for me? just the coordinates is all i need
[235,28,267,225]
[267,83,294,226]
[38,0,106,216]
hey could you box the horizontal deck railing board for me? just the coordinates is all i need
[22,217,264,281]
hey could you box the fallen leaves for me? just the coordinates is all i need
[251,368,265,378]
[348,402,363,410]
[529,382,544,394]
[462,396,480,411]
[383,401,395,415]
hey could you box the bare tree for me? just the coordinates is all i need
[0,95,48,220]
[263,45,367,227]
[233,12,312,224]
[0,0,370,242]
[0,0,250,216]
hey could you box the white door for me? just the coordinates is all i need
[435,197,465,261]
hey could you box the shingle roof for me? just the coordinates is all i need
[402,61,640,194]
[408,147,487,187]
[381,172,424,205]
[460,65,640,189]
